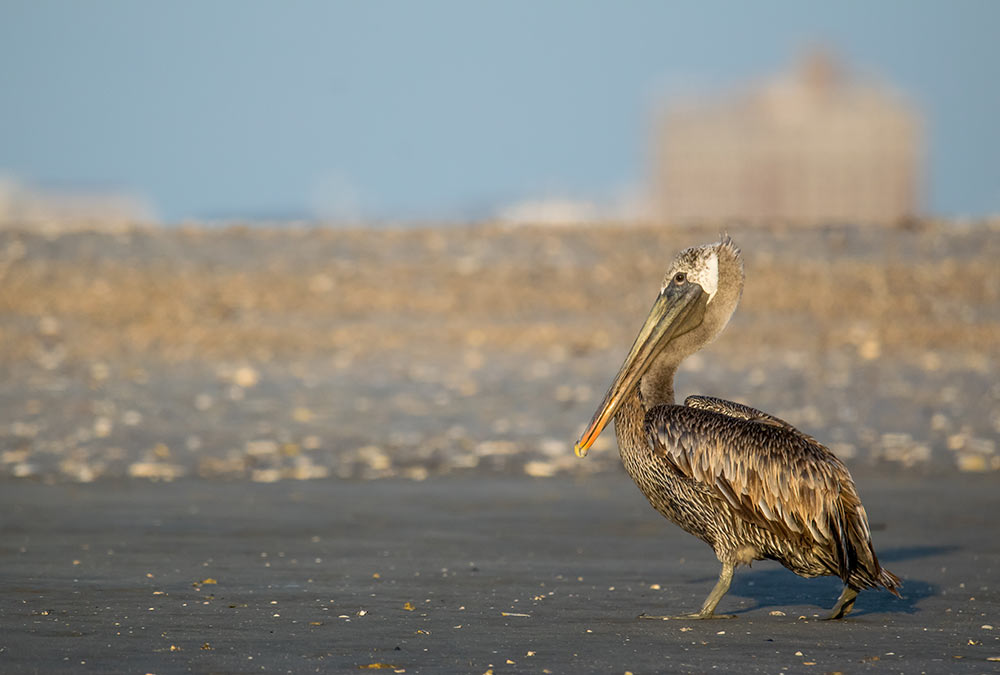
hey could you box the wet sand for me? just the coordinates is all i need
[1,472,998,673]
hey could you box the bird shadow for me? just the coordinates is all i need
[875,544,958,564]
[718,544,954,617]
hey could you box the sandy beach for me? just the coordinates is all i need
[1,220,998,672]
[2,221,998,481]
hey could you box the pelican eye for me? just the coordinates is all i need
[673,272,687,285]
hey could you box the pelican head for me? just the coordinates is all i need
[574,236,744,457]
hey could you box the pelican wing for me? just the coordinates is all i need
[684,395,798,431]
[644,404,876,581]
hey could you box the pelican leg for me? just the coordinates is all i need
[639,561,737,620]
[825,585,858,620]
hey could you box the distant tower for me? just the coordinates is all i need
[653,50,923,226]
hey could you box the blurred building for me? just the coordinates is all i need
[0,176,154,231]
[653,51,923,226]
[498,197,601,226]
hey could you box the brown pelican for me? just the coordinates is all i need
[574,236,900,620]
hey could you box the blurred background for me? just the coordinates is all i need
[0,1,998,482]
[2,0,999,225]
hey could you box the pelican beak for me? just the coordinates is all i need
[574,281,707,457]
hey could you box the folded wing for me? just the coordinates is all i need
[645,400,882,586]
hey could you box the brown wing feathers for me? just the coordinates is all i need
[645,404,875,586]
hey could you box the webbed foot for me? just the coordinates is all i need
[823,586,858,620]
[638,611,737,620]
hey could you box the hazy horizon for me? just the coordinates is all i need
[2,0,998,223]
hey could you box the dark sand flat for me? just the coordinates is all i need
[1,472,997,674]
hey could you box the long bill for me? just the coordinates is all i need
[574,282,706,457]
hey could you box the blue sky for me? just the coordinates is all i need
[2,0,998,222]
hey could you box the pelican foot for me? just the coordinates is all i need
[823,586,858,620]
[638,612,737,621]
[823,607,853,621]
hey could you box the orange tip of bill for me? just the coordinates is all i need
[574,442,589,458]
